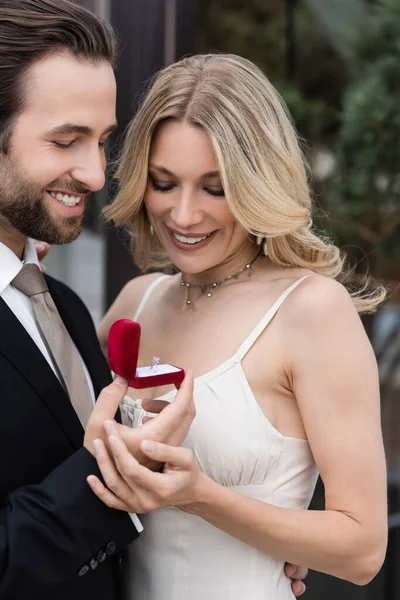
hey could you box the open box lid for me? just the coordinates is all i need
[107,319,185,389]
[108,319,140,380]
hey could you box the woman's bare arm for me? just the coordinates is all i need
[177,276,387,584]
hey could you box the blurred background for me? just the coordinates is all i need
[46,1,400,598]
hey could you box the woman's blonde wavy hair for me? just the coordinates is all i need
[104,53,385,313]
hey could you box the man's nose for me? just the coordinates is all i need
[71,148,106,192]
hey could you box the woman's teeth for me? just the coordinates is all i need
[49,191,81,206]
[173,232,211,245]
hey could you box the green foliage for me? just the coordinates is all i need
[195,0,400,277]
[327,0,400,277]
[196,0,347,144]
[277,84,339,143]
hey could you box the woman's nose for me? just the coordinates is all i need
[170,194,202,229]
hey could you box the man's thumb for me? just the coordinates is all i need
[94,376,128,419]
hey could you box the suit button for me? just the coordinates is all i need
[78,565,89,576]
[97,550,107,563]
[89,558,99,571]
[106,541,116,556]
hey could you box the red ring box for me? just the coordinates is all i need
[108,319,185,389]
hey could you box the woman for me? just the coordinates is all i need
[93,54,387,599]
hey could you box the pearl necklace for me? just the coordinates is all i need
[181,250,263,305]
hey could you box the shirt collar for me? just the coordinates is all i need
[0,238,41,296]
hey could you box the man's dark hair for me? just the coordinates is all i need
[0,0,117,152]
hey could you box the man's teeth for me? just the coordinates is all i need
[173,233,210,244]
[49,192,81,206]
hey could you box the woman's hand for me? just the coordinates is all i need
[87,425,202,513]
[89,421,309,596]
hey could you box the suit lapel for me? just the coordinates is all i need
[0,297,84,447]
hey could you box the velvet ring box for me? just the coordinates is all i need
[108,319,185,389]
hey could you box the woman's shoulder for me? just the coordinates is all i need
[121,272,169,309]
[278,271,360,335]
[97,272,170,352]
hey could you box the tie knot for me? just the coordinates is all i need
[12,263,48,296]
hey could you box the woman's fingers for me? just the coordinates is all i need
[140,439,193,470]
[91,437,140,509]
[87,475,131,511]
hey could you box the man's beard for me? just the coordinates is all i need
[0,155,88,245]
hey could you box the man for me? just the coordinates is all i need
[0,1,307,598]
[0,2,195,599]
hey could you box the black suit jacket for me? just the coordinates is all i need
[0,275,138,600]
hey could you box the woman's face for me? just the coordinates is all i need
[145,120,251,275]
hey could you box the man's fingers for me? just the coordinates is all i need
[291,581,306,597]
[174,370,194,406]
[284,563,308,581]
[144,371,194,438]
[141,440,193,469]
[33,239,50,261]
[91,377,128,421]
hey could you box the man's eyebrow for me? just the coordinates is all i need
[47,122,118,136]
[149,164,220,179]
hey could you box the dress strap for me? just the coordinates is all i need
[236,275,311,360]
[133,275,170,321]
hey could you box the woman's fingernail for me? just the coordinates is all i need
[114,376,128,386]
[142,440,155,454]
[36,243,45,251]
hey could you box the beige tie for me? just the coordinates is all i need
[12,263,93,428]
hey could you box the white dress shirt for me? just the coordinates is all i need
[0,238,142,532]
[0,238,96,399]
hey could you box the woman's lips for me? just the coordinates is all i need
[166,227,217,251]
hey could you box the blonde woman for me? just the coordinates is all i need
[92,54,387,600]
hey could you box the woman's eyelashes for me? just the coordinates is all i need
[148,176,225,197]
[149,179,176,193]
[206,187,225,197]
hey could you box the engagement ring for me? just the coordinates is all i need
[150,356,160,372]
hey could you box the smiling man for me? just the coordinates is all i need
[0,4,204,598]
[0,2,140,599]
[0,53,117,253]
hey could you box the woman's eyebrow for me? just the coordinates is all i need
[149,164,220,180]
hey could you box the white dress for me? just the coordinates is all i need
[120,276,319,600]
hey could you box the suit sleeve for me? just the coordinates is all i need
[0,447,139,594]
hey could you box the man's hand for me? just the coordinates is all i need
[285,563,308,596]
[107,371,195,469]
[87,431,201,513]
[33,239,50,272]
[85,371,195,472]
[84,376,129,454]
